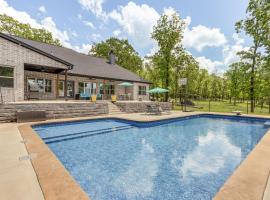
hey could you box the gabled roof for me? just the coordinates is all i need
[0,32,73,68]
[0,33,150,83]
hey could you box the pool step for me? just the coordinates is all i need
[44,125,135,144]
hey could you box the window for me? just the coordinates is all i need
[45,80,52,92]
[138,85,146,95]
[0,66,14,88]
[27,78,52,93]
[104,84,115,95]
[99,83,104,94]
[37,79,44,92]
[78,82,97,95]
[79,82,84,94]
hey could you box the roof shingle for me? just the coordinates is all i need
[3,33,149,83]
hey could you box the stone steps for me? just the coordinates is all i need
[107,101,123,115]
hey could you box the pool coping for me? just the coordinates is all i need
[18,112,270,200]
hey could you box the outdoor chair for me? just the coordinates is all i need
[80,93,90,100]
[146,105,162,115]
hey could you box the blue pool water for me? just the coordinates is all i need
[34,115,269,200]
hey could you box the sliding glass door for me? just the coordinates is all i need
[58,80,74,97]
[78,82,97,96]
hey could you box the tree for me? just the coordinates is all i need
[151,13,185,101]
[0,14,61,46]
[235,0,270,112]
[89,37,143,74]
[225,62,245,105]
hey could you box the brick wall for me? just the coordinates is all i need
[133,82,150,101]
[0,37,68,102]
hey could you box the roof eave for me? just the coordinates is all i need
[0,32,74,69]
[66,72,151,84]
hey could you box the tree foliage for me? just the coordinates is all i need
[0,14,61,46]
[235,0,270,112]
[89,37,143,74]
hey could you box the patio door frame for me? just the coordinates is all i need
[58,80,74,98]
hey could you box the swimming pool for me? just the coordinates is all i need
[34,115,270,200]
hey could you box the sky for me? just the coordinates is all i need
[0,0,250,74]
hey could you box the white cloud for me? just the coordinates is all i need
[78,0,106,19]
[77,13,82,19]
[0,0,87,53]
[73,43,92,54]
[38,6,46,14]
[163,7,177,17]
[113,29,121,36]
[91,33,101,41]
[40,17,70,47]
[196,56,223,74]
[83,20,96,29]
[0,0,42,28]
[194,34,248,74]
[183,17,227,52]
[223,34,248,66]
[109,2,160,48]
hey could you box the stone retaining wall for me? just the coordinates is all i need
[115,101,172,113]
[0,102,108,122]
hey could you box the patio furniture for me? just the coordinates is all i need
[91,95,97,103]
[118,82,133,100]
[75,93,80,100]
[80,93,90,100]
[97,93,103,100]
[146,105,162,115]
[111,95,117,102]
[148,87,169,102]
[232,110,242,115]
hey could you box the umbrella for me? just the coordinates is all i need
[118,82,133,99]
[148,87,169,94]
[118,82,133,87]
[148,87,169,102]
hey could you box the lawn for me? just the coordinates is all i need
[173,100,270,116]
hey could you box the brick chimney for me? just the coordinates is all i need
[108,50,116,64]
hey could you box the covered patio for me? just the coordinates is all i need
[23,65,148,101]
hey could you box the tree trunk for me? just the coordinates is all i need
[250,44,258,113]
[165,56,170,102]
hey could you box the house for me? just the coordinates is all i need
[0,32,150,103]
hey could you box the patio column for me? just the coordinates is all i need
[56,73,59,98]
[64,69,68,101]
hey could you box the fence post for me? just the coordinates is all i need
[208,99,211,112]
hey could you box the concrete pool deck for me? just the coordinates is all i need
[0,111,270,200]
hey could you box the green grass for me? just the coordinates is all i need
[173,100,270,116]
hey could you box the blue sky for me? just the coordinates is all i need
[0,0,250,73]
